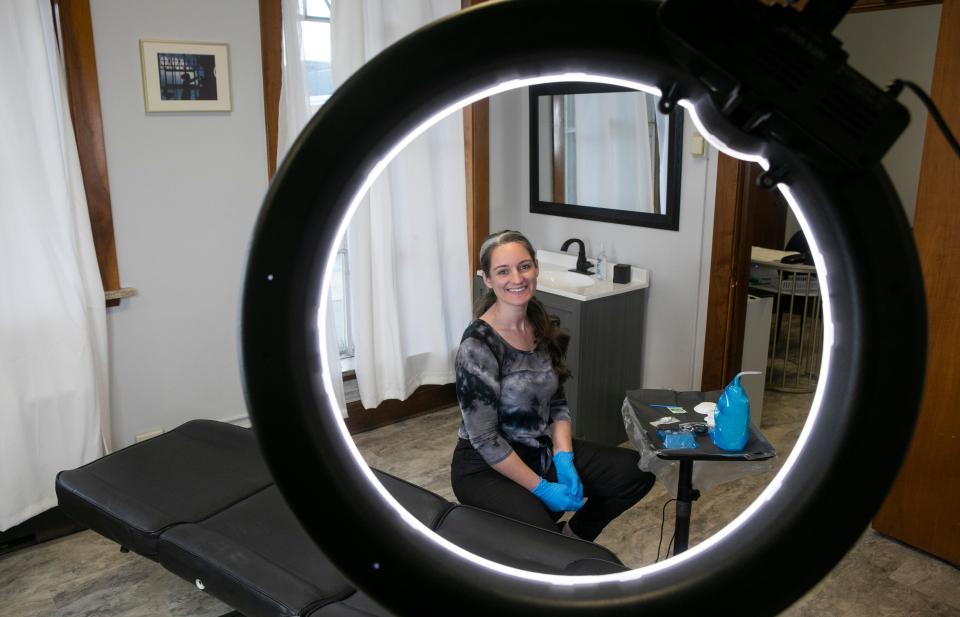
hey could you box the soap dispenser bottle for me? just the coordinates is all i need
[595,243,607,281]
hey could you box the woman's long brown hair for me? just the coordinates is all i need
[475,230,571,382]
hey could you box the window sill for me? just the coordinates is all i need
[105,287,137,306]
[341,354,356,378]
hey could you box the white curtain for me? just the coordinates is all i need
[332,0,470,409]
[0,0,109,530]
[277,0,347,416]
[571,91,656,213]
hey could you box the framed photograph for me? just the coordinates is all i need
[139,40,231,112]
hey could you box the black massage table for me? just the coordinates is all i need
[55,420,627,617]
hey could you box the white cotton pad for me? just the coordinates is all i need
[694,402,716,415]
[694,402,717,428]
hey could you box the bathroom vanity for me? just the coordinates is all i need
[475,250,649,446]
[536,252,648,446]
[536,287,646,446]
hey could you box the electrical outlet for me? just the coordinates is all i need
[135,429,164,443]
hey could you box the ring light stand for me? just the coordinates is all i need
[241,1,926,614]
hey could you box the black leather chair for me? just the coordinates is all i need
[56,420,628,617]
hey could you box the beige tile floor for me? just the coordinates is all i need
[1,391,957,616]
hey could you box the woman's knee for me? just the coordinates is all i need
[610,448,655,499]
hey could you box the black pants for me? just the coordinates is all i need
[450,438,655,541]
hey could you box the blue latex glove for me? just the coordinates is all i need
[552,450,583,501]
[531,478,585,512]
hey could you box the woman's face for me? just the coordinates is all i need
[483,241,539,309]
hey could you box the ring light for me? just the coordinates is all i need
[241,1,926,614]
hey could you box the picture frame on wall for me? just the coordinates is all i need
[139,40,232,112]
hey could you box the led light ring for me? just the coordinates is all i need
[241,1,926,614]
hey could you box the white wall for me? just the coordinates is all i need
[490,88,717,391]
[90,0,268,447]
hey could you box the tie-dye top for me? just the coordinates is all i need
[455,319,572,466]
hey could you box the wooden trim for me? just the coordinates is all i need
[850,0,941,12]
[652,115,662,215]
[464,99,490,277]
[463,0,491,277]
[259,0,282,179]
[104,287,137,301]
[873,0,959,566]
[344,384,457,435]
[54,0,122,306]
[701,154,752,391]
[551,96,565,201]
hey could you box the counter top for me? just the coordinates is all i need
[534,249,649,302]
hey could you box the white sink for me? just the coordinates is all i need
[535,249,649,301]
[538,270,596,290]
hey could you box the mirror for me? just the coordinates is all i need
[530,83,683,230]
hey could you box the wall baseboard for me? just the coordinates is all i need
[221,381,457,435]
[345,383,457,435]
[0,507,85,558]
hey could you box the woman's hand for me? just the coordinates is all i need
[550,421,583,500]
[552,450,583,501]
[531,478,585,512]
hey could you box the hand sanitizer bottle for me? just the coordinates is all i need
[595,243,607,281]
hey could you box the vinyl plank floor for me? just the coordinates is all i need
[1,390,956,616]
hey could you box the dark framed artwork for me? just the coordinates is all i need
[140,40,231,112]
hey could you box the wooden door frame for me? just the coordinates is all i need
[872,0,959,565]
[701,154,754,390]
[463,0,491,277]
[52,0,125,306]
[701,0,943,390]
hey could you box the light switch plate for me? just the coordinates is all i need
[691,132,706,157]
[135,429,164,443]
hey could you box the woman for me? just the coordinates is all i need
[451,230,655,542]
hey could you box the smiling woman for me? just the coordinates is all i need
[451,230,657,542]
[241,0,926,614]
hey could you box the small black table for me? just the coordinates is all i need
[623,389,777,554]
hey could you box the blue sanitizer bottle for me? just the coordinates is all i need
[712,371,761,451]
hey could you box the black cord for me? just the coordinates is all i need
[666,534,676,559]
[655,498,676,562]
[888,79,960,159]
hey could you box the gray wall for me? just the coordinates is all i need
[88,3,936,444]
[490,88,718,391]
[91,0,268,447]
[836,4,941,225]
[785,4,942,242]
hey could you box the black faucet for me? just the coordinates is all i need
[560,238,594,275]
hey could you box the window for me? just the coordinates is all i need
[294,1,353,361]
[331,247,355,359]
[302,0,333,110]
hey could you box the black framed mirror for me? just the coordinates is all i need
[529,82,683,230]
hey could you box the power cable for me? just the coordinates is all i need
[655,498,677,562]
[888,78,960,159]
